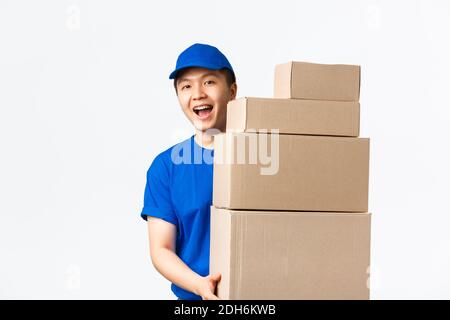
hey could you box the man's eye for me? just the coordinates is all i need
[205,80,215,85]
[181,85,190,90]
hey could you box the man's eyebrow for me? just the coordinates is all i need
[177,73,220,86]
[177,78,190,84]
[201,72,220,78]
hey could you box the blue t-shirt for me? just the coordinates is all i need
[140,135,214,300]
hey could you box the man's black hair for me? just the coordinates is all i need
[173,68,236,93]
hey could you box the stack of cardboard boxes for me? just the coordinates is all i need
[210,61,371,300]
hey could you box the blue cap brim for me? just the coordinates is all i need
[169,62,228,79]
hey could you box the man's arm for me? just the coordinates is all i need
[147,217,221,300]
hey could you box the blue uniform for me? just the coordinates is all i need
[140,135,214,300]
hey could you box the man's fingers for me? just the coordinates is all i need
[210,273,221,282]
[204,294,219,300]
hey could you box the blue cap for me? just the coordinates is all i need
[169,43,235,80]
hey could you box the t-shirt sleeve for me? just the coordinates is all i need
[140,153,178,227]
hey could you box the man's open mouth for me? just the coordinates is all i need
[193,104,213,118]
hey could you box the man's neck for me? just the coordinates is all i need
[194,130,216,150]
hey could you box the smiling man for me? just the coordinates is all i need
[140,43,237,300]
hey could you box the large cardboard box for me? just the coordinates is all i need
[274,61,361,101]
[226,97,360,137]
[210,207,371,300]
[213,133,370,212]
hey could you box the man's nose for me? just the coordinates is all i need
[192,84,207,100]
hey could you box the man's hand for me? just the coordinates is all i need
[147,217,223,300]
[195,273,221,300]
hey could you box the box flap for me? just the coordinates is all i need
[273,62,293,99]
[226,97,248,133]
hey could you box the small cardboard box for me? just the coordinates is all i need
[213,132,370,212]
[210,207,371,300]
[226,97,360,137]
[274,61,361,101]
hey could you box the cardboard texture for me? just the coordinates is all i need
[210,60,371,300]
[226,97,360,137]
[210,207,371,300]
[274,61,361,101]
[213,132,370,212]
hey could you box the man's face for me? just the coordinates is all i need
[175,67,237,133]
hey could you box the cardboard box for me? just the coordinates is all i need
[274,61,361,101]
[226,97,360,137]
[210,207,371,300]
[213,133,369,212]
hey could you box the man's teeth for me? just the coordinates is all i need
[194,105,213,111]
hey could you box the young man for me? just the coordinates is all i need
[140,43,237,300]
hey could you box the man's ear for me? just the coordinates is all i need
[230,83,237,100]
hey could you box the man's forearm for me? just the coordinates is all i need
[151,247,203,296]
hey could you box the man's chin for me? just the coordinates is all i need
[194,123,224,134]
[193,119,213,130]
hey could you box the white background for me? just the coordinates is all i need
[1,0,449,299]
